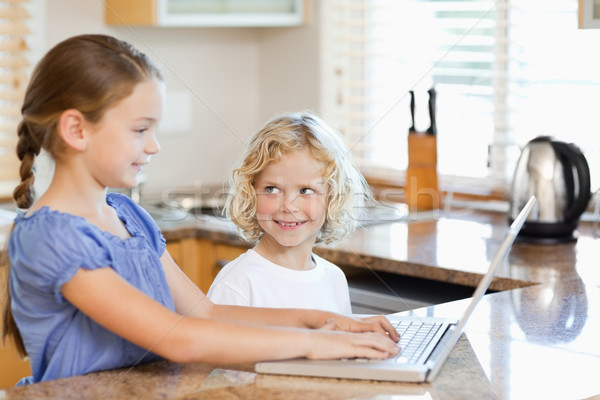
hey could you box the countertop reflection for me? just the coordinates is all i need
[401,278,600,400]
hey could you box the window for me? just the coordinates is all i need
[0,0,30,199]
[321,0,600,194]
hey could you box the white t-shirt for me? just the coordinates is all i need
[207,249,352,314]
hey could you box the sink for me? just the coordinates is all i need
[143,189,416,227]
[142,189,228,223]
[358,202,409,226]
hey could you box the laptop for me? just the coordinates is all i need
[255,195,537,383]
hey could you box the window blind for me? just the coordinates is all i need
[322,0,600,193]
[0,0,29,197]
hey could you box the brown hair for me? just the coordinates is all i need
[226,110,372,245]
[1,34,163,357]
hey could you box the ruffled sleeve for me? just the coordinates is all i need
[9,210,114,303]
[106,193,166,257]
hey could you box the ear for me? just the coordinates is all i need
[58,109,87,152]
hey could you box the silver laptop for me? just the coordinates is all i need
[255,195,536,383]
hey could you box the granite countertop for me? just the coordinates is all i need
[3,205,600,399]
[156,204,600,292]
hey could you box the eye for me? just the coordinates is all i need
[300,188,315,195]
[134,127,149,135]
[265,186,280,194]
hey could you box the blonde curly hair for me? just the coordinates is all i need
[226,110,372,245]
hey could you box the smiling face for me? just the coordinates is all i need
[253,148,327,254]
[84,78,164,189]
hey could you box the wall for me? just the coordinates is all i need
[38,0,321,195]
[257,3,321,123]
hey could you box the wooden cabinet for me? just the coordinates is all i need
[0,340,30,389]
[105,0,306,27]
[166,238,246,293]
[104,0,157,26]
[214,243,246,270]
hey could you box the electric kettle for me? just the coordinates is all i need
[509,136,591,243]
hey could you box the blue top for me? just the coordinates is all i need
[8,193,175,384]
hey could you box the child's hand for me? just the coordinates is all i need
[359,315,400,342]
[305,330,400,360]
[320,315,400,342]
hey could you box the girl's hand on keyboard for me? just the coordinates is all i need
[319,315,400,342]
[305,330,400,360]
[359,315,401,342]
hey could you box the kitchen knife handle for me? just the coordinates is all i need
[427,87,437,135]
[409,90,416,133]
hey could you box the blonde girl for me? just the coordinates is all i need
[208,111,371,313]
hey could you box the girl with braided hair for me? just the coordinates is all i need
[1,34,398,385]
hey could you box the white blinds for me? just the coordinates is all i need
[0,0,28,195]
[322,0,600,192]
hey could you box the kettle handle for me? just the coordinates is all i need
[551,141,592,222]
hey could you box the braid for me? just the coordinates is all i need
[2,122,38,358]
[13,120,41,209]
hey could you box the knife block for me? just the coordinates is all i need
[405,133,442,210]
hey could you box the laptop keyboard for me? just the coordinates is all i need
[393,321,443,363]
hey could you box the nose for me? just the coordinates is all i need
[281,192,299,214]
[146,132,160,155]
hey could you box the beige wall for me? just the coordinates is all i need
[39,0,320,194]
[257,7,321,123]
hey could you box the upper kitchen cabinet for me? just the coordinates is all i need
[579,0,600,28]
[105,0,306,27]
